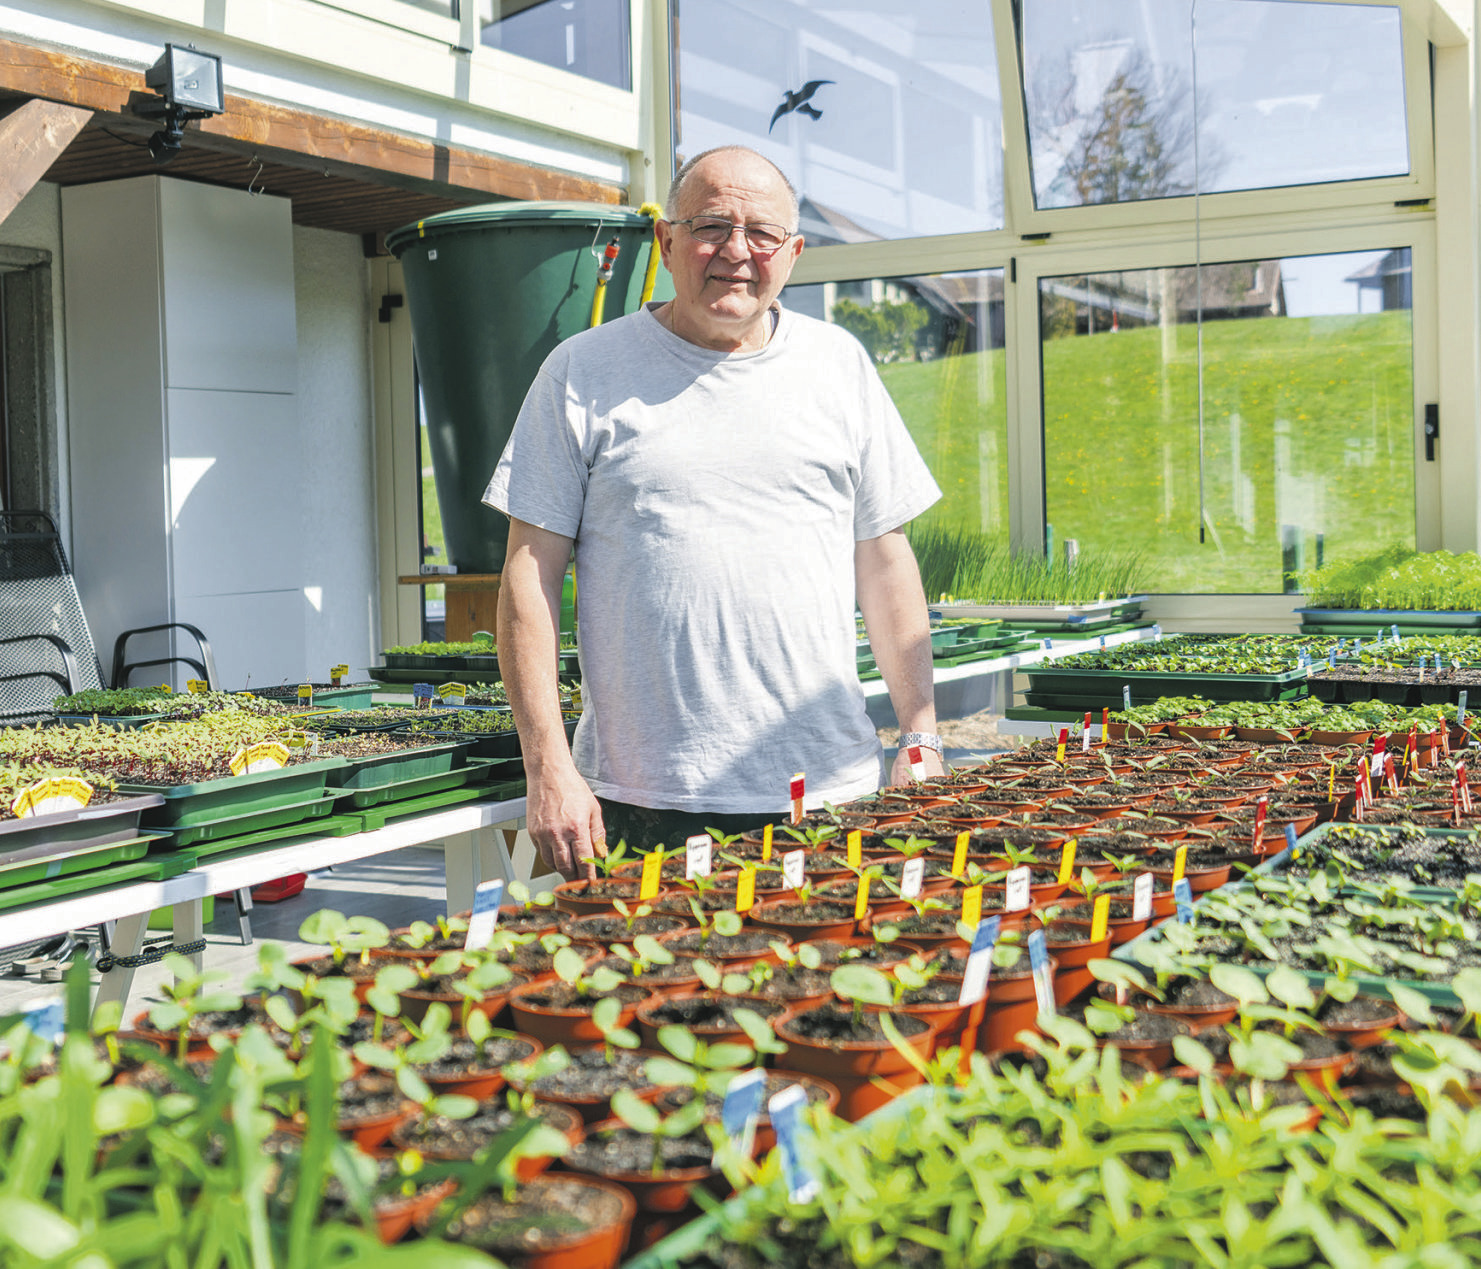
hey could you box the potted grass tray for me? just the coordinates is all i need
[1248,821,1481,903]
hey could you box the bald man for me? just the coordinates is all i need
[485,145,944,877]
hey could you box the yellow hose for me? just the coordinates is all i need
[638,201,664,305]
[589,281,608,327]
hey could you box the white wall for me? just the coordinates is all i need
[294,225,381,679]
[0,180,69,541]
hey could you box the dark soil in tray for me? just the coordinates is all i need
[415,1033,535,1078]
[1317,996,1398,1027]
[887,910,964,936]
[404,969,528,997]
[664,929,786,957]
[567,1124,713,1175]
[562,914,685,941]
[594,953,704,983]
[1288,823,1481,887]
[741,966,834,1001]
[443,1178,627,1256]
[516,982,650,1012]
[1350,1041,1401,1084]
[653,891,736,915]
[1103,1012,1189,1043]
[508,1044,654,1100]
[753,900,856,923]
[569,878,646,900]
[396,1099,579,1156]
[318,734,445,760]
[808,939,913,968]
[643,995,783,1031]
[781,1001,929,1045]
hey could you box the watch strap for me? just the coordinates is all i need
[899,731,944,754]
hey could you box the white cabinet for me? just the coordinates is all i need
[62,177,304,688]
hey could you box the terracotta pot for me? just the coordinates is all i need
[774,1002,937,1121]
[279,1082,417,1152]
[561,913,689,945]
[942,964,1055,1054]
[553,877,663,918]
[415,1033,541,1101]
[634,991,784,1050]
[971,798,1048,816]
[1147,862,1233,893]
[373,1178,456,1244]
[399,969,529,1028]
[437,1174,635,1269]
[128,1012,240,1063]
[1320,998,1403,1049]
[568,1119,723,1213]
[507,982,655,1049]
[1289,1047,1355,1092]
[748,898,862,942]
[508,1045,668,1124]
[1167,723,1231,741]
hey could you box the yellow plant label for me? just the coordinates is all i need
[1058,839,1077,885]
[281,729,319,756]
[11,777,92,819]
[1090,893,1111,943]
[330,664,349,686]
[951,831,969,877]
[762,823,774,863]
[1173,844,1188,883]
[853,874,870,921]
[437,682,468,706]
[229,742,290,777]
[186,679,209,695]
[639,851,663,900]
[571,684,583,710]
[961,884,983,928]
[735,866,756,914]
[846,830,862,869]
[297,684,313,707]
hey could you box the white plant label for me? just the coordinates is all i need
[1027,928,1056,1015]
[464,879,504,951]
[781,849,806,890]
[1122,685,1132,710]
[1005,865,1032,912]
[685,834,713,880]
[1132,872,1155,922]
[956,915,1001,1006]
[899,856,925,901]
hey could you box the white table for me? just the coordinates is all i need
[0,795,550,1020]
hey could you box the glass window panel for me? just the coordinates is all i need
[480,0,632,91]
[674,1,1003,241]
[784,270,1008,544]
[1022,0,1408,209]
[1040,250,1415,592]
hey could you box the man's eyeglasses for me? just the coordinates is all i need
[670,217,794,252]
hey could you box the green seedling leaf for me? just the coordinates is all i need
[1210,962,1270,1008]
[830,964,894,1008]
[1387,983,1436,1028]
[298,908,348,945]
[1265,965,1317,1011]
[552,946,588,984]
[1171,1034,1215,1075]
[611,1087,662,1135]
[644,1055,698,1086]
[656,1023,699,1064]
[712,911,744,937]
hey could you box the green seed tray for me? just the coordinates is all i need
[1297,608,1481,630]
[120,757,348,827]
[171,813,366,860]
[146,790,343,847]
[1024,665,1310,704]
[1249,821,1472,903]
[54,712,170,729]
[327,740,467,790]
[344,782,518,832]
[331,755,504,810]
[0,852,196,913]
[0,833,160,888]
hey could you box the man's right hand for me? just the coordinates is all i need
[528,765,607,880]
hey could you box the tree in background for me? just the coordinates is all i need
[832,297,929,364]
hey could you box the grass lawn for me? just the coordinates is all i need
[879,309,1415,593]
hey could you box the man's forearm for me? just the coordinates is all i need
[855,530,938,736]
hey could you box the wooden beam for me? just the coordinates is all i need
[0,37,622,206]
[0,98,91,226]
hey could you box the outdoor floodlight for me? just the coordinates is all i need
[136,44,224,163]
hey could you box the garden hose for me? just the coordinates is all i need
[638,201,664,305]
[589,235,621,327]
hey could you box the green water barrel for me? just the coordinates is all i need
[386,202,670,575]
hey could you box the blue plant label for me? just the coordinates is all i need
[1283,824,1298,853]
[1459,692,1469,726]
[21,999,63,1046]
[1437,655,1444,672]
[1391,624,1401,642]
[1043,637,1053,651]
[1099,636,1106,649]
[1122,684,1132,710]
[464,879,504,951]
[412,682,435,710]
[1027,928,1056,1016]
[722,1067,767,1145]
[1327,650,1336,669]
[769,1084,818,1204]
[1173,877,1195,924]
[1152,624,1162,641]
[956,915,1001,1006]
[1336,639,1346,653]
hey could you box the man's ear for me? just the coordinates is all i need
[655,219,676,273]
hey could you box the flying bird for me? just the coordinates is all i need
[769,80,835,133]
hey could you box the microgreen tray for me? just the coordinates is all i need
[0,794,166,857]
[1248,821,1473,902]
[331,755,503,809]
[0,833,158,888]
[146,790,343,847]
[1024,666,1310,704]
[120,757,349,827]
[54,712,171,729]
[0,853,195,913]
[327,740,467,790]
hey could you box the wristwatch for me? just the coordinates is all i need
[898,731,944,755]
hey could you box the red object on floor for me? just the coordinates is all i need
[251,873,307,903]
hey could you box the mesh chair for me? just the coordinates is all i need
[0,511,219,723]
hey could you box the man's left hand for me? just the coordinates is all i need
[890,744,946,787]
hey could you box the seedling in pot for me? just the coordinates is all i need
[148,954,245,1062]
[447,957,516,1031]
[552,945,627,997]
[607,934,677,983]
[297,908,390,968]
[830,957,940,1020]
[579,837,639,878]
[1389,1029,1481,1109]
[882,834,937,860]
[361,962,417,1043]
[1209,963,1302,1088]
[352,1002,478,1120]
[504,879,558,911]
[611,898,657,936]
[260,970,359,1058]
[590,995,641,1062]
[643,1019,768,1098]
[609,1085,710,1176]
[397,913,472,950]
[781,824,841,850]
[686,901,745,949]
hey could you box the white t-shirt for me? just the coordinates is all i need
[483,302,941,813]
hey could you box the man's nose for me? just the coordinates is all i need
[715,225,754,258]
